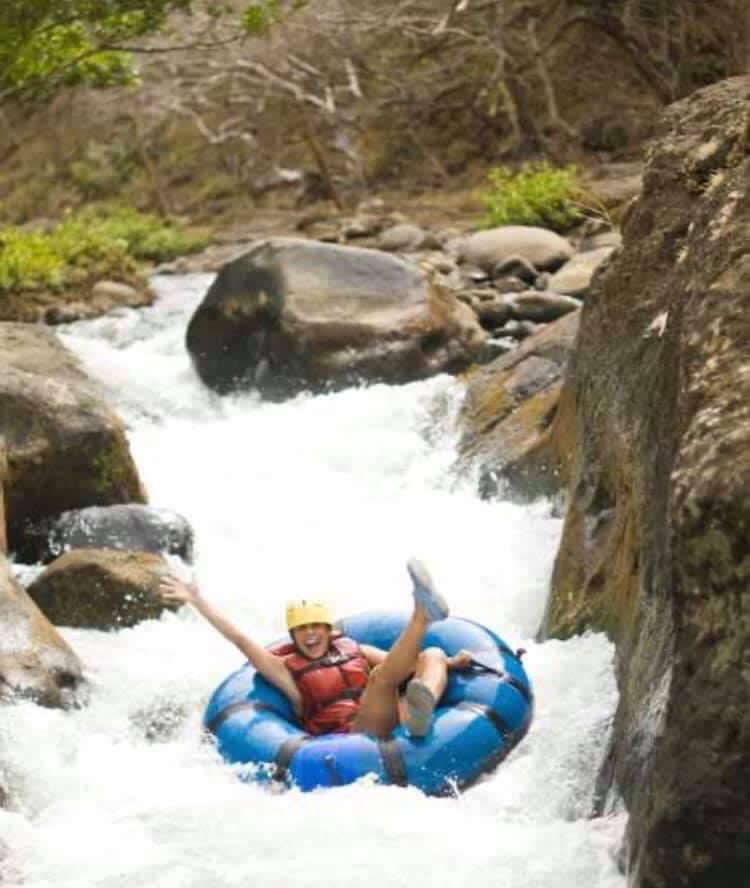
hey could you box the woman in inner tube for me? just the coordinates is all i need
[159,559,471,738]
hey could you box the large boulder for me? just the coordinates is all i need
[0,553,83,707]
[27,549,176,630]
[543,77,750,886]
[458,311,579,499]
[185,238,484,400]
[0,324,145,552]
[17,504,194,566]
[457,226,574,272]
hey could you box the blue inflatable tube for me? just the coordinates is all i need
[203,611,533,796]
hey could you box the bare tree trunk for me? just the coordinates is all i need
[301,113,344,210]
[131,110,173,216]
[527,18,578,144]
[405,124,451,184]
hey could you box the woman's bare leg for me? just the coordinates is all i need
[350,609,431,738]
[402,648,448,737]
[413,647,449,700]
[351,560,449,738]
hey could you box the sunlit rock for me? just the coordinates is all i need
[457,226,574,272]
[0,324,146,553]
[546,247,615,297]
[504,290,581,323]
[27,549,176,630]
[0,554,83,708]
[458,311,579,500]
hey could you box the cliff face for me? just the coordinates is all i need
[544,77,750,886]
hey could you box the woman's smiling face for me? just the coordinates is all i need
[291,622,332,659]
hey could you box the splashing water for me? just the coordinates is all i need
[0,275,626,888]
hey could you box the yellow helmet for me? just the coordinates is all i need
[286,600,334,631]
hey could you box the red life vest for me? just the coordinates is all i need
[276,636,370,735]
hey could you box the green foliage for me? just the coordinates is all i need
[242,1,280,35]
[480,162,583,231]
[0,2,305,100]
[0,2,194,98]
[0,207,208,292]
[89,207,208,260]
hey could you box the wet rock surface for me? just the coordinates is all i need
[544,77,750,886]
[458,311,579,500]
[28,549,176,630]
[0,324,146,551]
[18,504,194,566]
[0,553,83,707]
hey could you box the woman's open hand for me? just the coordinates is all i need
[447,649,473,670]
[158,574,200,606]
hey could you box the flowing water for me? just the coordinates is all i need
[0,275,626,888]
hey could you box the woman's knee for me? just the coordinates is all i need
[367,664,387,687]
[417,647,447,668]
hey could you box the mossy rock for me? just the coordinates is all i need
[27,549,177,630]
[0,323,146,550]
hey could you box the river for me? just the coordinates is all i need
[0,274,626,888]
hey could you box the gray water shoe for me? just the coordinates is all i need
[404,678,437,738]
[407,558,449,623]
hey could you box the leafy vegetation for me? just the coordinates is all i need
[480,163,583,231]
[0,1,187,98]
[0,207,207,292]
[0,1,300,101]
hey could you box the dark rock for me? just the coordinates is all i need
[492,256,539,285]
[475,337,516,363]
[186,237,483,401]
[18,504,194,566]
[475,295,513,330]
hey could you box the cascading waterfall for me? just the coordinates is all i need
[0,275,626,888]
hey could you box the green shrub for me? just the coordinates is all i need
[480,162,583,231]
[74,207,208,261]
[0,208,208,292]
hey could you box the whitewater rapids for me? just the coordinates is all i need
[0,274,625,888]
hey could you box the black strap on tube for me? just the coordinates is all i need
[273,735,312,783]
[378,738,408,786]
[456,701,513,739]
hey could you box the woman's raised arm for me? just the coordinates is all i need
[158,576,302,714]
